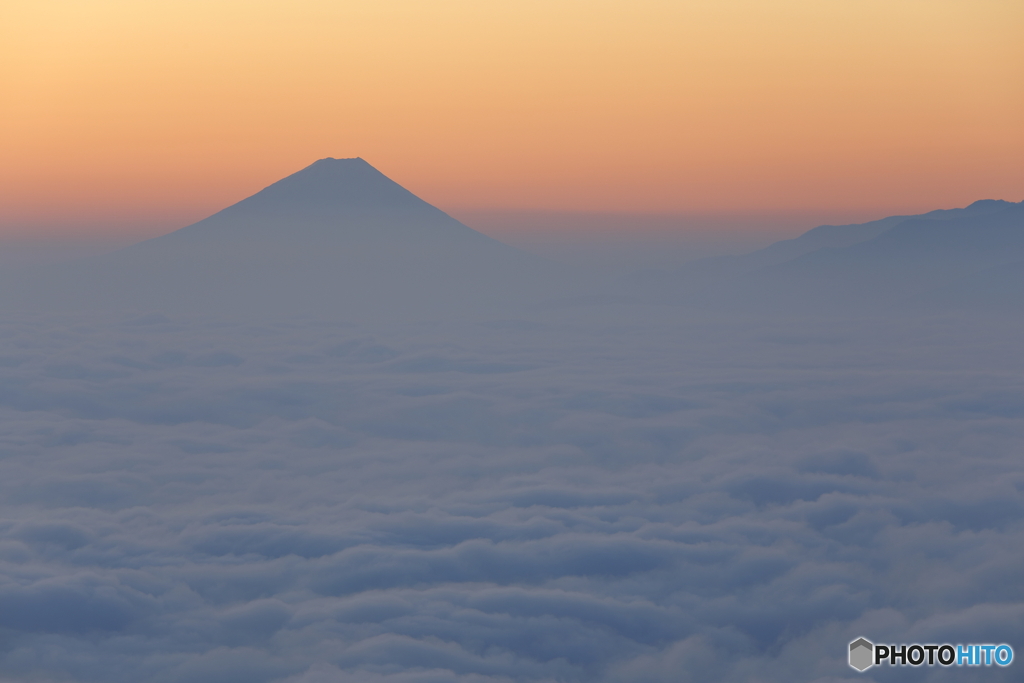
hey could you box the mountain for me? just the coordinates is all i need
[669,199,1021,286]
[669,199,1024,312]
[739,199,1018,270]
[3,159,557,320]
[4,160,1019,319]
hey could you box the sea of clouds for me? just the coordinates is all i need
[0,306,1022,682]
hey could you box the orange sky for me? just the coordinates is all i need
[1,0,1022,238]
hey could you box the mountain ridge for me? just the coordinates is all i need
[692,198,1023,278]
[670,198,1024,311]
[1,158,1019,318]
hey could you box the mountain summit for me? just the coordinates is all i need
[159,158,503,246]
[179,157,450,230]
[235,157,433,213]
[7,159,554,319]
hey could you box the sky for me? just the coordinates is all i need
[1,5,1023,678]
[1,0,1023,241]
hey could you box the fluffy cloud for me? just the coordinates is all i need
[0,309,1021,681]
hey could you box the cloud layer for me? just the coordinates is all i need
[0,309,1022,682]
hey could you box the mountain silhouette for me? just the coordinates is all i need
[649,199,1024,312]
[4,159,556,319]
[3,161,1019,318]
[671,199,1021,286]
[159,157,497,244]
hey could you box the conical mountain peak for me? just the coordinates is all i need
[159,157,462,244]
[133,156,512,249]
[9,157,554,319]
[237,157,430,214]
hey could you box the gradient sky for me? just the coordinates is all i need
[1,0,1022,238]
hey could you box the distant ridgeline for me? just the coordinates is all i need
[2,158,1021,318]
[647,197,1024,313]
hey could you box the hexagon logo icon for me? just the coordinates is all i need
[849,638,874,672]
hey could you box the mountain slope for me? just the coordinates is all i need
[707,199,1024,311]
[3,159,557,319]
[749,199,1017,268]
[672,199,1021,290]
